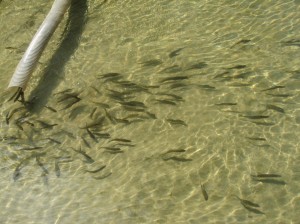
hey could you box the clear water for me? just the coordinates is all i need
[1,0,300,223]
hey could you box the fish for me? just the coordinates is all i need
[155,99,177,106]
[242,204,265,215]
[36,120,58,129]
[93,172,112,180]
[119,101,147,108]
[169,48,184,58]
[160,65,182,73]
[140,59,163,67]
[44,105,57,112]
[197,84,216,90]
[85,165,106,173]
[231,39,251,47]
[261,86,285,91]
[251,173,281,178]
[266,104,284,113]
[79,117,105,129]
[13,163,22,181]
[86,128,97,143]
[160,76,189,83]
[54,160,60,177]
[166,119,187,126]
[81,137,91,148]
[186,62,207,70]
[242,115,269,119]
[92,132,111,139]
[109,138,132,143]
[215,103,237,106]
[98,72,122,81]
[45,138,61,144]
[36,156,49,174]
[246,137,266,141]
[168,83,188,89]
[162,148,186,154]
[156,93,184,101]
[61,97,81,110]
[162,156,192,162]
[234,195,260,208]
[226,65,247,70]
[73,148,94,163]
[201,184,208,201]
[21,146,43,151]
[105,150,124,154]
[266,93,292,98]
[281,39,300,47]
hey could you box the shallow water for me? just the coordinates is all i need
[1,0,300,223]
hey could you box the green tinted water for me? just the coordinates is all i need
[1,0,300,223]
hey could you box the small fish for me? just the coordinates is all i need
[101,147,122,151]
[104,149,124,154]
[226,65,247,70]
[119,101,147,108]
[242,204,265,215]
[246,137,266,141]
[81,137,91,148]
[61,97,81,110]
[251,173,281,178]
[110,138,132,143]
[79,117,105,129]
[215,103,237,106]
[86,128,98,143]
[266,104,284,113]
[163,156,192,162]
[140,59,162,67]
[168,83,188,89]
[36,156,49,174]
[242,115,269,119]
[169,48,184,58]
[155,99,177,106]
[93,172,112,180]
[266,93,292,98]
[85,165,106,173]
[156,93,184,101]
[104,108,116,123]
[186,62,207,70]
[113,143,135,147]
[197,84,216,90]
[21,146,43,151]
[233,71,252,79]
[73,148,94,163]
[98,72,122,81]
[160,76,189,83]
[162,148,186,154]
[160,65,182,73]
[13,164,22,181]
[44,105,57,112]
[54,160,60,177]
[36,120,58,129]
[281,39,300,47]
[41,172,49,185]
[166,119,187,126]
[201,184,208,201]
[235,196,260,208]
[232,39,251,47]
[93,132,111,139]
[261,86,285,92]
[45,138,61,144]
